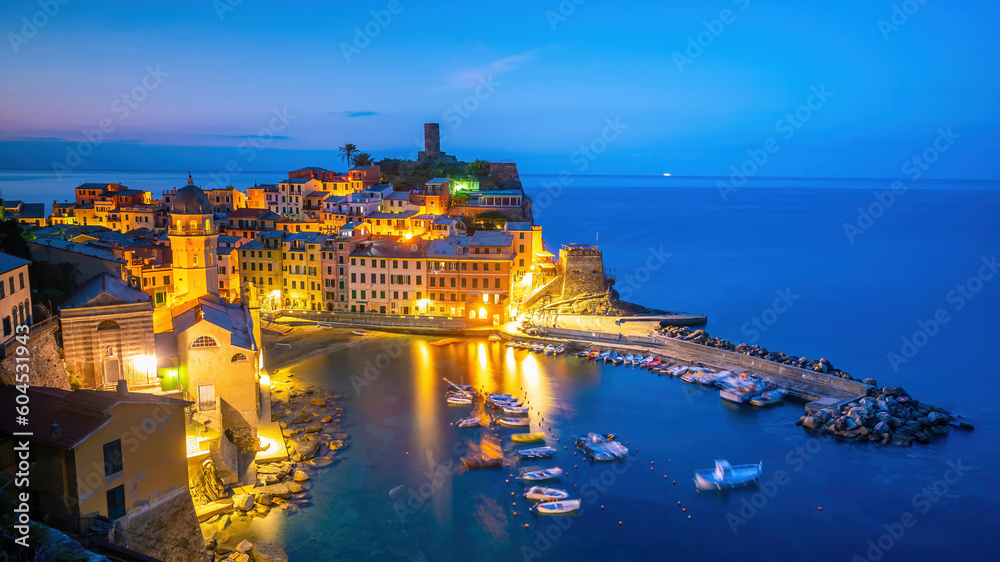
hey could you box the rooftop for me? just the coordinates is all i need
[29,238,126,263]
[0,252,30,275]
[62,272,150,309]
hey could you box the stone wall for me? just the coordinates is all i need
[109,486,207,562]
[560,250,606,298]
[0,322,70,390]
[61,305,156,390]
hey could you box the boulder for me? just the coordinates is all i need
[252,542,289,562]
[801,416,821,429]
[257,483,292,499]
[321,416,333,423]
[862,378,878,387]
[293,470,309,482]
[891,434,913,447]
[236,539,254,554]
[303,422,323,434]
[256,493,273,506]
[930,425,949,436]
[311,398,327,407]
[959,422,975,430]
[255,503,270,515]
[230,554,250,562]
[927,412,950,425]
[259,474,280,486]
[873,421,888,434]
[233,494,255,512]
[309,456,337,468]
[293,439,320,461]
[287,482,303,494]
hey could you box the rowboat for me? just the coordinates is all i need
[576,349,591,357]
[623,354,634,365]
[694,460,762,490]
[488,393,513,399]
[750,388,788,406]
[524,486,569,502]
[649,358,661,368]
[446,395,472,405]
[517,446,556,458]
[456,416,482,428]
[489,334,502,342]
[506,340,517,347]
[351,330,367,336]
[543,345,555,354]
[502,405,529,415]
[612,354,624,365]
[491,399,522,408]
[498,417,530,428]
[554,345,566,354]
[633,354,643,365]
[533,499,581,515]
[511,432,545,443]
[517,467,563,481]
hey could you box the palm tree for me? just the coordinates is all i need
[352,152,374,167]
[338,143,358,169]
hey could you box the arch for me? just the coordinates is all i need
[231,353,248,362]
[191,335,219,349]
[97,320,121,331]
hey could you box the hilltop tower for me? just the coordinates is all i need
[418,122,447,161]
[168,174,219,304]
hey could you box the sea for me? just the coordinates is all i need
[2,170,997,561]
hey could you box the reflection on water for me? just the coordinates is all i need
[276,336,994,562]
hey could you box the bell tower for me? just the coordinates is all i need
[169,174,219,304]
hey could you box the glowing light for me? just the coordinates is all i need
[482,294,489,303]
[134,354,157,375]
[478,343,488,372]
[166,369,178,379]
[260,373,271,387]
[403,232,413,240]
[270,290,281,299]
[530,265,535,271]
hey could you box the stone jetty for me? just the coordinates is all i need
[798,386,974,446]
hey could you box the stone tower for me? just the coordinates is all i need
[169,174,219,304]
[418,123,443,161]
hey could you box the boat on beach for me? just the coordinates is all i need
[511,432,546,443]
[517,467,564,481]
[351,330,367,336]
[517,446,557,458]
[533,499,581,515]
[694,459,763,490]
[524,486,569,502]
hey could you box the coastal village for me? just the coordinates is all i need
[0,124,972,561]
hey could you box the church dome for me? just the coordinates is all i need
[173,175,213,215]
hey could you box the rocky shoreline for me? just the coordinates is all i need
[198,376,349,561]
[798,385,974,446]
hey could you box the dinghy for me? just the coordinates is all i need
[511,432,545,443]
[524,487,570,502]
[750,388,788,406]
[498,417,530,428]
[554,345,566,354]
[456,417,483,428]
[694,459,762,490]
[502,405,529,415]
[533,499,581,515]
[543,345,555,355]
[517,467,564,481]
[489,334,502,342]
[351,330,368,336]
[612,354,624,365]
[517,446,557,458]
[446,395,473,405]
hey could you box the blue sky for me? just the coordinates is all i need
[1,0,997,177]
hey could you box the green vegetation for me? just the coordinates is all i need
[466,159,491,178]
[352,152,374,167]
[378,158,519,192]
[338,143,358,169]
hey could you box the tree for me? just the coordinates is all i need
[338,143,358,169]
[466,159,491,178]
[352,152,374,167]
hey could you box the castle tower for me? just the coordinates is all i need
[418,123,443,161]
[169,174,219,304]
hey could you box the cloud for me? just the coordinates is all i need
[440,52,535,90]
[342,111,378,118]
[205,134,292,140]
[4,136,65,142]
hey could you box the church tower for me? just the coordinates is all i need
[169,174,219,304]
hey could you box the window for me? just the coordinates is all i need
[191,336,219,348]
[197,385,215,410]
[107,485,126,520]
[98,320,120,331]
[495,263,501,271]
[103,439,123,475]
[18,273,23,290]
[231,353,248,362]
[7,278,13,294]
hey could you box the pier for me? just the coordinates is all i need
[502,319,872,410]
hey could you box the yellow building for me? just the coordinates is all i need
[168,175,219,306]
[281,232,326,310]
[237,230,284,296]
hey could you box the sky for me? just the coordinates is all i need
[0,0,998,178]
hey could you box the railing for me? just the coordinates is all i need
[278,309,466,330]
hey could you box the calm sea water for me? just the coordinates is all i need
[3,171,998,560]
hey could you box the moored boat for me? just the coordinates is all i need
[351,330,367,336]
[554,345,566,354]
[543,345,555,355]
[511,432,546,443]
[498,417,530,428]
[456,416,482,428]
[517,467,564,481]
[446,395,473,405]
[524,486,569,502]
[750,388,788,406]
[576,349,591,357]
[694,459,762,490]
[489,334,502,342]
[502,405,529,415]
[517,446,557,458]
[533,499,581,514]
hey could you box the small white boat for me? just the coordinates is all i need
[489,334,502,342]
[505,340,516,347]
[694,460,762,490]
[534,499,581,515]
[524,486,569,502]
[456,416,482,428]
[750,388,788,406]
[633,354,643,365]
[533,344,545,352]
[517,467,564,481]
[517,446,556,459]
[502,405,529,415]
[612,354,624,365]
[543,345,555,355]
[623,354,634,365]
[492,399,522,408]
[554,345,566,354]
[351,330,367,336]
[498,417,530,428]
[446,395,473,405]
